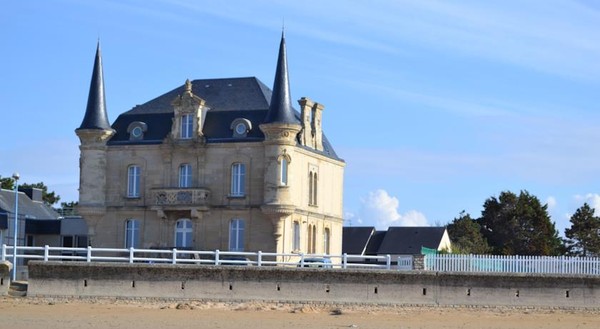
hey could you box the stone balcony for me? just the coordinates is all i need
[149,188,210,209]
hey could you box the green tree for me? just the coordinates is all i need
[0,176,15,190]
[1,177,61,206]
[447,211,491,254]
[564,203,600,257]
[478,190,563,256]
[20,182,61,206]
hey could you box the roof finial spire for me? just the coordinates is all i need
[263,33,300,125]
[77,41,112,131]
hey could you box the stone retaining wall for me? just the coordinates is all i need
[27,261,600,308]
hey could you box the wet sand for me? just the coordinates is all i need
[1,297,599,329]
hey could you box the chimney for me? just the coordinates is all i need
[298,97,314,147]
[19,187,43,202]
[311,102,325,151]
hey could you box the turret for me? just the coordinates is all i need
[75,42,115,244]
[260,33,302,253]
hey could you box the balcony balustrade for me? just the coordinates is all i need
[150,188,210,207]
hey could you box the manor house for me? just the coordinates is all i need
[75,35,345,257]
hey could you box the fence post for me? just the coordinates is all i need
[129,247,134,263]
[386,254,391,270]
[172,248,177,264]
[87,246,92,262]
[44,245,49,261]
[215,249,220,265]
[342,253,347,269]
[299,253,305,267]
[257,251,262,267]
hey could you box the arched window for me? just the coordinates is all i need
[125,219,140,248]
[308,169,318,206]
[229,219,245,251]
[180,114,193,139]
[175,219,193,248]
[293,221,300,251]
[179,164,192,188]
[231,163,246,196]
[127,165,141,198]
[324,228,330,255]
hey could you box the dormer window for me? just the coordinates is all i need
[230,118,252,138]
[127,121,147,141]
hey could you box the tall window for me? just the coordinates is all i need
[311,225,317,253]
[127,165,141,198]
[324,228,330,255]
[180,114,193,139]
[229,219,245,251]
[280,157,288,186]
[175,219,193,248]
[293,221,300,251]
[179,164,192,188]
[231,163,246,196]
[308,170,318,206]
[125,219,140,248]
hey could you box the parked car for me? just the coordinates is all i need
[298,257,332,268]
[219,256,253,266]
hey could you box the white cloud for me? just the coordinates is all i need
[546,196,557,210]
[574,193,600,211]
[357,189,428,229]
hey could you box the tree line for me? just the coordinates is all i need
[448,190,600,257]
[0,176,76,212]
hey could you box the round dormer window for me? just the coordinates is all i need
[235,122,247,135]
[131,126,143,138]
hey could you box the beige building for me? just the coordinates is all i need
[75,35,345,258]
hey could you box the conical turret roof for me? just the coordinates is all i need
[263,33,300,125]
[78,42,111,130]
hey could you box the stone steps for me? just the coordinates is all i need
[8,281,27,297]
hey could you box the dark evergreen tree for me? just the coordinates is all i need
[447,211,491,254]
[478,190,563,256]
[564,203,600,257]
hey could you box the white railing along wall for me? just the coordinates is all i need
[0,245,401,270]
[425,253,600,275]
[3,244,600,275]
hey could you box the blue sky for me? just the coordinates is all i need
[2,0,599,235]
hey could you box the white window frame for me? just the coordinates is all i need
[179,163,192,188]
[229,219,245,251]
[230,163,246,197]
[125,219,140,249]
[180,113,193,139]
[175,218,193,248]
[127,165,141,198]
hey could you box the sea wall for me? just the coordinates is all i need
[27,261,600,308]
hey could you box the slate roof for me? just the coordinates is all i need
[107,77,341,160]
[77,42,112,131]
[342,227,376,255]
[377,227,448,255]
[264,34,300,125]
[0,189,61,222]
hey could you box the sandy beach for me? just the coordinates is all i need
[1,297,599,329]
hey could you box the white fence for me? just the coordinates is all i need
[3,244,600,275]
[425,253,600,275]
[0,245,405,270]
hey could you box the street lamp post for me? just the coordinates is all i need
[12,172,19,281]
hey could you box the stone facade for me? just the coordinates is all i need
[76,37,345,259]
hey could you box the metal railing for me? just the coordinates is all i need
[0,245,405,270]
[425,253,600,275]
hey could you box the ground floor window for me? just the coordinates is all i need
[175,218,193,248]
[229,219,245,251]
[125,219,140,248]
